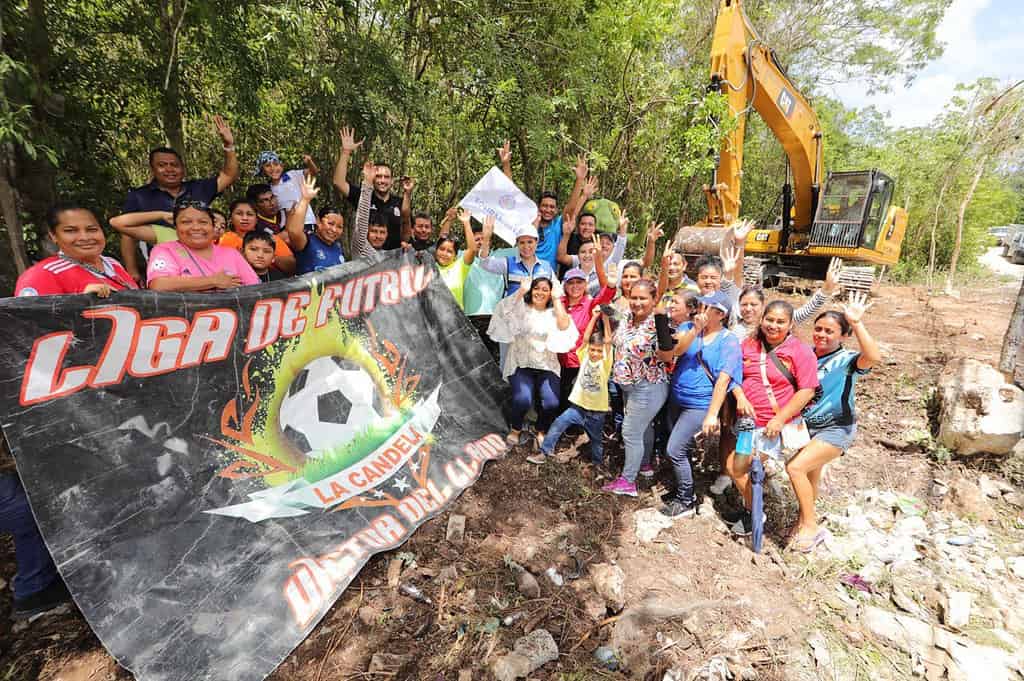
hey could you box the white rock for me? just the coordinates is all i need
[979,476,1004,499]
[634,507,674,543]
[937,358,1024,455]
[984,556,1006,575]
[943,591,973,628]
[1008,557,1024,579]
[590,563,626,612]
[491,629,558,681]
[895,515,929,538]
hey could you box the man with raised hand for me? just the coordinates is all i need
[332,126,407,250]
[119,116,238,284]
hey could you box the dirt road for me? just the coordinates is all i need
[2,279,1021,681]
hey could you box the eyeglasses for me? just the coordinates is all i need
[175,199,210,210]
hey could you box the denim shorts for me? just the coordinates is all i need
[809,423,857,453]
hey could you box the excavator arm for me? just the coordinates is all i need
[704,0,823,234]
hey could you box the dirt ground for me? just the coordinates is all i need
[1,267,1021,681]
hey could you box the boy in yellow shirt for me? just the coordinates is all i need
[528,311,613,465]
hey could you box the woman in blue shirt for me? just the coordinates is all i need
[787,291,881,552]
[656,290,742,517]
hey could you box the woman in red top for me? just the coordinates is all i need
[15,204,138,298]
[727,300,818,536]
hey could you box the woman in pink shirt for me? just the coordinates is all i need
[727,300,818,537]
[147,201,259,292]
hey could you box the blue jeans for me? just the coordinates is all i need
[620,381,669,482]
[666,406,706,506]
[608,381,624,433]
[0,473,59,600]
[541,405,606,463]
[508,367,560,432]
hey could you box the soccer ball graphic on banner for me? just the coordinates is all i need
[279,356,386,457]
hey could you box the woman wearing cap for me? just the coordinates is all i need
[602,278,670,497]
[256,150,318,226]
[489,276,578,448]
[557,235,616,406]
[786,292,880,552]
[16,203,139,297]
[654,291,742,517]
[727,300,819,536]
[147,201,260,291]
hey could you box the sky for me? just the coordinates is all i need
[834,0,1024,129]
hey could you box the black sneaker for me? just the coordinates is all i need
[12,579,72,620]
[730,511,753,536]
[660,500,697,518]
[721,507,747,524]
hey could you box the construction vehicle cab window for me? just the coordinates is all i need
[677,0,908,292]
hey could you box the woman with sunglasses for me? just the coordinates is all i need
[16,203,139,297]
[147,201,259,292]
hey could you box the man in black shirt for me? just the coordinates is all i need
[118,115,238,284]
[332,126,409,250]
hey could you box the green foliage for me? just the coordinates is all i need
[4,0,1013,282]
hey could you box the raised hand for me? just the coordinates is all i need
[573,154,588,181]
[840,290,873,325]
[731,219,753,243]
[551,277,565,299]
[618,210,629,235]
[720,243,739,276]
[361,159,377,184]
[482,214,496,234]
[402,176,416,193]
[647,221,664,244]
[692,304,709,331]
[340,126,365,154]
[497,140,512,164]
[517,277,532,297]
[824,257,843,295]
[213,115,234,147]
[583,175,599,199]
[562,212,576,236]
[457,206,472,229]
[299,175,319,202]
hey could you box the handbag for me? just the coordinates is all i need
[758,341,810,450]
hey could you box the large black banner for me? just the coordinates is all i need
[0,252,508,681]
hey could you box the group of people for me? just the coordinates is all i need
[1,119,882,621]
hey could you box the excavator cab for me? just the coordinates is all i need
[807,170,904,265]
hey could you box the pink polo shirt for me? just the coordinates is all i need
[559,285,616,368]
[147,242,260,289]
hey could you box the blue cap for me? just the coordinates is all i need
[696,290,732,315]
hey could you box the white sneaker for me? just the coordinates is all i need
[710,474,733,495]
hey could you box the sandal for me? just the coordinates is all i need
[789,528,827,554]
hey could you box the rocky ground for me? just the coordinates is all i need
[2,263,1023,681]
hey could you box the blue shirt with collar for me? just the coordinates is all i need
[122,175,221,226]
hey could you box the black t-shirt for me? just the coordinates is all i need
[347,184,403,250]
[256,269,289,283]
[122,176,221,225]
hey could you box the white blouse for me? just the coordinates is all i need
[488,296,579,378]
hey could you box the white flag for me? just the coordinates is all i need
[459,167,537,245]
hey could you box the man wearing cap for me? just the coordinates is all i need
[557,252,616,407]
[255,150,318,226]
[655,289,743,518]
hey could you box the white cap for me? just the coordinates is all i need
[515,224,539,241]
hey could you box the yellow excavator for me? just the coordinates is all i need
[674,0,908,289]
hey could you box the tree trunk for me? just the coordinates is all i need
[926,173,950,289]
[945,155,986,294]
[159,0,186,152]
[0,146,29,293]
[1000,276,1024,384]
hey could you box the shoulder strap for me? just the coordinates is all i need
[763,340,798,391]
[695,335,715,384]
